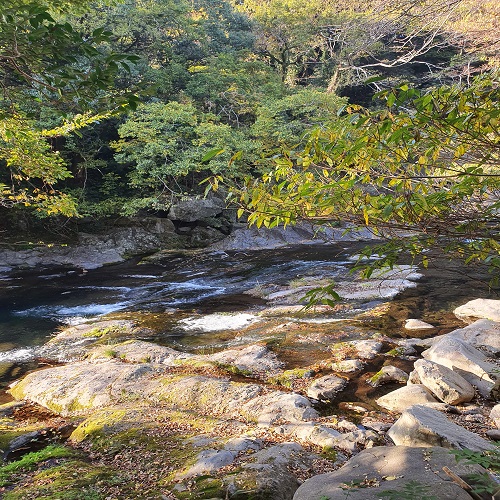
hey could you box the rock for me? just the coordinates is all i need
[0,218,184,271]
[37,320,151,362]
[208,344,283,374]
[454,298,500,322]
[241,391,318,427]
[226,443,320,500]
[331,359,364,373]
[446,319,500,355]
[486,429,500,440]
[376,384,438,412]
[306,375,347,401]
[293,446,487,500]
[413,359,475,405]
[368,365,408,387]
[490,404,500,428]
[387,405,494,451]
[9,360,157,415]
[168,197,225,222]
[87,340,194,365]
[405,318,435,330]
[189,226,226,247]
[422,337,499,398]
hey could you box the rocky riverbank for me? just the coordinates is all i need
[0,297,499,499]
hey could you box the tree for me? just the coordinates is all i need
[230,71,500,294]
[111,100,259,210]
[0,1,139,216]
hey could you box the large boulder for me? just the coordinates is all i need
[446,319,500,355]
[412,359,475,405]
[422,337,499,398]
[376,384,438,412]
[168,197,225,222]
[387,405,494,451]
[454,298,500,322]
[293,446,484,500]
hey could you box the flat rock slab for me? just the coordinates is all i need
[9,361,157,415]
[293,446,483,500]
[376,384,438,412]
[454,298,500,322]
[388,405,494,452]
[207,344,283,374]
[413,359,475,405]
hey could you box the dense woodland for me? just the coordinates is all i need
[0,0,499,273]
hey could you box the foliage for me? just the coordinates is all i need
[231,71,500,279]
[112,101,259,206]
[0,2,139,215]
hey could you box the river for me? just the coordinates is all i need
[0,243,496,382]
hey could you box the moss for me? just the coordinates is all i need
[212,362,253,377]
[268,368,310,388]
[3,459,118,500]
[168,475,226,499]
[385,347,406,357]
[70,409,128,443]
[0,444,77,487]
[320,446,338,461]
[82,325,128,339]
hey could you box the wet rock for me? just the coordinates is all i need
[331,359,364,373]
[368,365,408,387]
[3,424,75,461]
[454,298,500,323]
[490,404,500,428]
[87,339,194,365]
[387,405,494,451]
[306,375,347,401]
[376,384,438,412]
[412,359,475,405]
[293,446,487,500]
[405,318,435,330]
[422,337,499,398]
[350,340,383,359]
[38,320,149,362]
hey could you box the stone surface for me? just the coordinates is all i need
[0,218,184,270]
[446,319,500,354]
[208,344,283,374]
[376,384,438,412]
[293,446,483,500]
[331,359,364,373]
[306,375,348,401]
[226,443,320,500]
[405,318,435,330]
[368,365,408,387]
[490,404,500,428]
[413,359,475,405]
[349,340,383,359]
[168,197,225,222]
[388,405,494,451]
[9,360,157,415]
[454,298,500,322]
[422,337,499,397]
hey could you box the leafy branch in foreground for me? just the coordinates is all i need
[229,71,500,284]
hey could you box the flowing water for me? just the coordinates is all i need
[0,243,497,375]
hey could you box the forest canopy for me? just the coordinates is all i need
[0,0,498,266]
